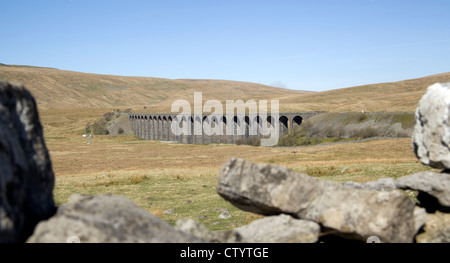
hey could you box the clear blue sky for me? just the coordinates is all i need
[1,0,450,91]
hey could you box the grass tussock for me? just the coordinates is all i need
[244,213,264,225]
[75,174,148,187]
[235,137,261,146]
[305,165,337,177]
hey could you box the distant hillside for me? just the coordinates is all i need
[1,63,449,112]
[0,64,309,111]
[278,72,450,112]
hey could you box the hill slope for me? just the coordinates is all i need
[0,64,309,111]
[278,72,450,112]
[1,63,449,112]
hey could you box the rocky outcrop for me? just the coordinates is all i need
[28,194,202,243]
[0,81,56,243]
[412,82,450,170]
[217,158,417,243]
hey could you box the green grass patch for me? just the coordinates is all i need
[53,161,437,232]
[277,135,357,147]
[53,170,256,232]
[291,162,435,182]
[391,112,416,129]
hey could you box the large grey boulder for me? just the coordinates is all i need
[217,158,417,243]
[412,82,450,170]
[27,194,203,243]
[0,81,56,243]
[176,214,320,243]
[395,171,450,212]
[234,214,320,243]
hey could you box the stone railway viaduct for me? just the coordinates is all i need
[129,112,324,144]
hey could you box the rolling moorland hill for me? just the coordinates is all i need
[278,72,450,112]
[1,63,449,112]
[0,64,309,112]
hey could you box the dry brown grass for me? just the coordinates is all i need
[40,108,438,231]
[47,134,422,178]
[74,174,148,187]
[0,65,308,112]
[3,64,449,113]
[276,72,450,112]
[40,107,430,183]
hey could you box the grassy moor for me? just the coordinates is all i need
[2,65,444,231]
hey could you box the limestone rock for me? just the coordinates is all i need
[0,81,56,243]
[395,171,450,211]
[415,212,450,243]
[218,210,231,219]
[217,158,417,243]
[163,208,175,214]
[234,214,320,243]
[412,82,450,169]
[27,194,202,243]
[342,178,396,191]
[413,207,427,235]
[175,219,241,243]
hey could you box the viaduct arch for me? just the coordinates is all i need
[129,112,324,144]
